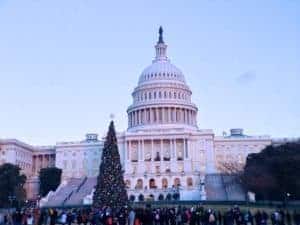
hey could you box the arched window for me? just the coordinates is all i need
[164,91,167,98]
[125,180,131,188]
[144,93,147,100]
[159,92,162,98]
[136,179,143,189]
[187,177,193,187]
[149,92,152,99]
[129,195,135,202]
[158,194,164,201]
[154,92,157,99]
[174,178,181,187]
[138,194,144,201]
[162,178,168,189]
[149,178,157,189]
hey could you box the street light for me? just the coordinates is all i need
[8,195,16,208]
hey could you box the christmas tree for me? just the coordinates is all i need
[93,120,128,208]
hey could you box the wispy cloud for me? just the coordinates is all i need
[236,71,256,85]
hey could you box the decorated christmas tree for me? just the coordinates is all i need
[93,120,128,208]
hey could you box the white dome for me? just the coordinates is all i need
[127,27,198,132]
[138,60,186,85]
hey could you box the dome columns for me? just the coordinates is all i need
[128,106,197,129]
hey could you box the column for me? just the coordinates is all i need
[132,112,135,126]
[160,139,163,160]
[183,139,187,159]
[128,141,132,161]
[141,109,144,124]
[138,141,142,161]
[150,108,152,123]
[162,108,165,123]
[40,155,44,169]
[174,139,177,160]
[124,141,128,162]
[170,139,174,160]
[142,140,145,161]
[151,139,154,161]
[144,109,147,124]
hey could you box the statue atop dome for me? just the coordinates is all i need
[158,26,164,44]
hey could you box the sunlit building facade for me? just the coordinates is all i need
[2,28,289,201]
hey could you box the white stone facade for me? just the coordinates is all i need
[55,134,103,179]
[1,28,295,201]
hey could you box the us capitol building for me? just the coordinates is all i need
[0,28,295,204]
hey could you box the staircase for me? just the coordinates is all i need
[63,177,97,206]
[205,174,227,200]
[43,178,85,207]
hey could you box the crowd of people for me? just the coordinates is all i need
[0,205,299,225]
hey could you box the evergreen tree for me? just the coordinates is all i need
[0,163,26,207]
[39,167,62,197]
[93,121,128,208]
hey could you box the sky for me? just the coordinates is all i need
[0,0,299,145]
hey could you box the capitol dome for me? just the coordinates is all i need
[138,60,186,85]
[127,27,198,132]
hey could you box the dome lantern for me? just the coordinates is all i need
[154,26,168,62]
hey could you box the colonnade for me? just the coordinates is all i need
[125,138,189,162]
[128,107,197,128]
[32,154,55,175]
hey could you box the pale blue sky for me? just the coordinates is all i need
[0,0,299,145]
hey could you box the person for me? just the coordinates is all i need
[14,210,23,225]
[286,211,291,225]
[60,212,67,225]
[154,209,160,225]
[261,211,269,225]
[255,211,262,225]
[27,214,34,225]
[49,209,57,225]
[244,211,253,225]
[208,210,216,225]
[117,208,126,225]
[77,211,83,225]
[128,208,135,225]
[0,212,4,225]
[66,211,73,225]
[176,208,182,225]
[217,211,222,225]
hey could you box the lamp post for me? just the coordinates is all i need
[8,195,16,208]
[286,192,291,208]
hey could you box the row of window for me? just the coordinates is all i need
[215,144,263,149]
[134,90,189,102]
[62,159,99,170]
[142,72,181,81]
[131,163,186,175]
[61,151,100,157]
[130,149,188,161]
[16,160,31,170]
[126,177,193,190]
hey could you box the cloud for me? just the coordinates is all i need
[236,71,256,85]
